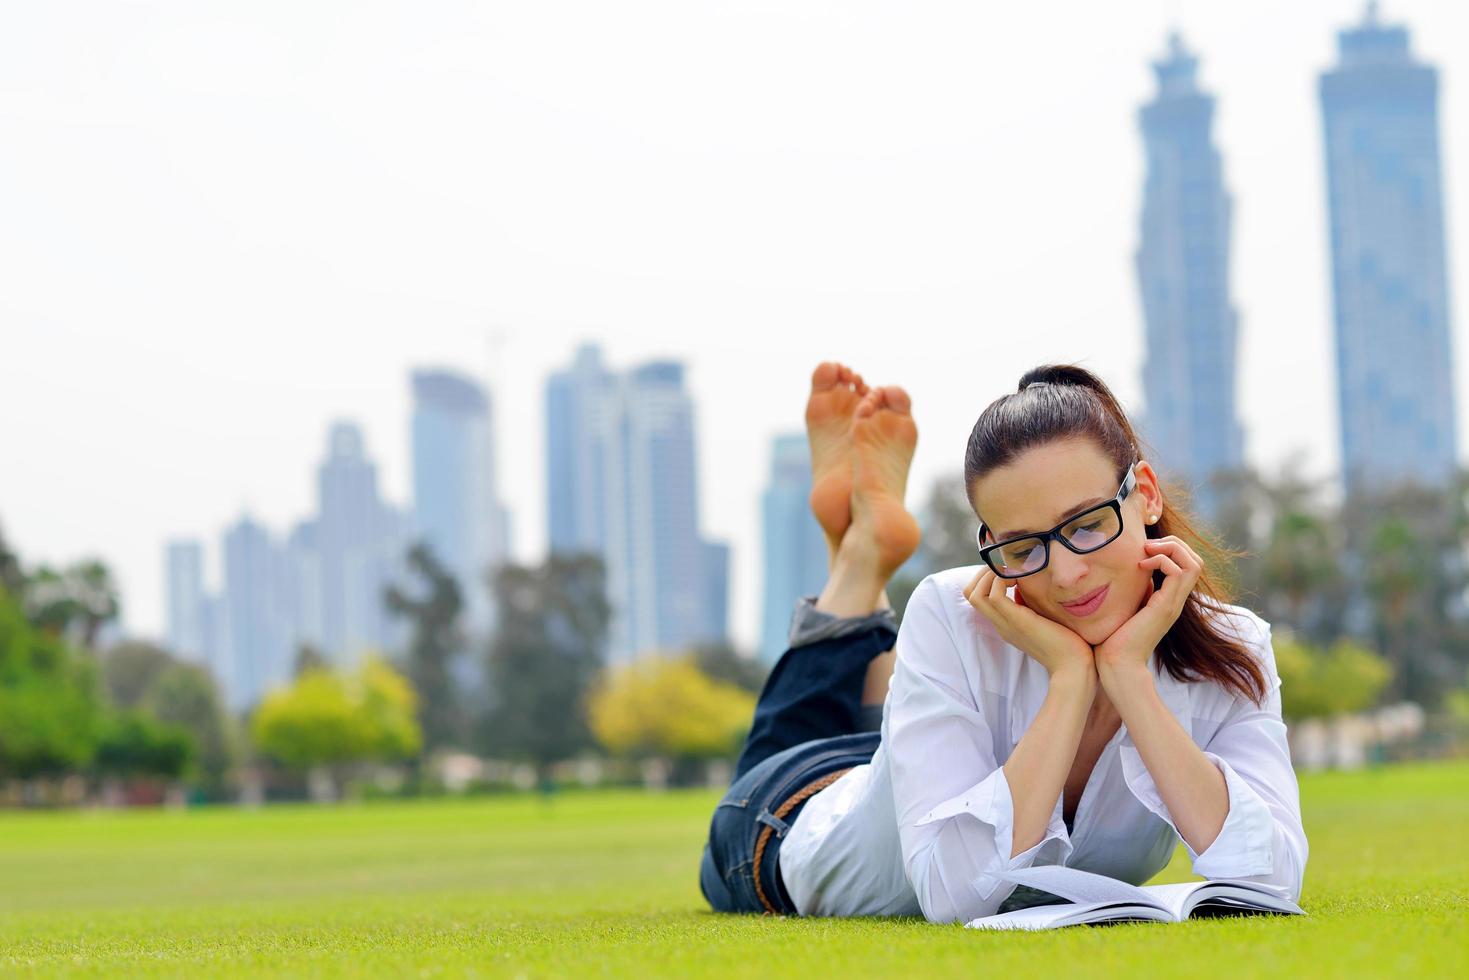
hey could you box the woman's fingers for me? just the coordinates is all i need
[1144,536,1201,571]
[965,568,991,606]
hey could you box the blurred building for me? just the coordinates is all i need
[546,344,615,556]
[702,540,731,647]
[222,515,291,711]
[759,434,828,663]
[1320,4,1457,495]
[164,539,207,663]
[163,421,409,711]
[410,369,512,638]
[545,344,728,664]
[1135,33,1243,519]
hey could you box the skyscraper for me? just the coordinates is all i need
[546,344,614,556]
[165,539,207,663]
[313,422,408,663]
[1320,3,1457,494]
[759,434,829,663]
[1135,33,1243,517]
[545,345,728,664]
[222,515,289,710]
[411,369,511,636]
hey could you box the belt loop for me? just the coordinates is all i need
[756,809,791,838]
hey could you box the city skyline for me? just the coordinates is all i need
[4,2,1467,655]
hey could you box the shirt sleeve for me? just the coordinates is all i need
[887,576,1074,924]
[1117,613,1308,901]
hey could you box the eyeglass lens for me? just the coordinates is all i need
[989,504,1122,577]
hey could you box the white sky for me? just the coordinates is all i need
[2,1,1466,653]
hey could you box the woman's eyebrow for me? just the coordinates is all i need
[996,495,1109,539]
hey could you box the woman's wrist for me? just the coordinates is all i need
[1096,660,1156,710]
[1047,663,1098,699]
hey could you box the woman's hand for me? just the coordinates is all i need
[1093,536,1203,674]
[965,568,1095,681]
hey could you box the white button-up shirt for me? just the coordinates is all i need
[778,565,1309,922]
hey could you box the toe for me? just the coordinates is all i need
[880,386,912,415]
[811,361,840,392]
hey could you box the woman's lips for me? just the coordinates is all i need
[1060,584,1109,617]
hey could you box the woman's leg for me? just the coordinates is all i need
[732,375,920,779]
[702,367,920,914]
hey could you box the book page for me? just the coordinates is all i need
[983,865,1162,911]
[1139,881,1212,921]
[967,901,1169,931]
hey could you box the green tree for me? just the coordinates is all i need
[94,710,195,780]
[100,641,175,709]
[588,657,755,775]
[0,521,23,596]
[99,640,237,797]
[0,589,103,779]
[23,559,120,650]
[1274,633,1393,720]
[480,554,609,780]
[251,657,421,778]
[385,543,468,753]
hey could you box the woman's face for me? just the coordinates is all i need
[970,437,1164,647]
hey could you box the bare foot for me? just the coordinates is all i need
[806,361,868,557]
[849,385,921,576]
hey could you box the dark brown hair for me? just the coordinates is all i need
[963,363,1267,705]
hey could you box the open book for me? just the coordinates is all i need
[966,865,1304,931]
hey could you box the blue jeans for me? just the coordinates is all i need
[699,610,897,914]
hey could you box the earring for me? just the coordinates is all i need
[1146,514,1158,524]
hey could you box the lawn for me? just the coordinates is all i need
[0,760,1465,978]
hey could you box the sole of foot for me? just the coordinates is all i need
[849,385,922,576]
[806,361,868,554]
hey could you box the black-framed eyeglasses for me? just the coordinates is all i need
[974,463,1139,579]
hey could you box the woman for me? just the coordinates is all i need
[700,361,1308,924]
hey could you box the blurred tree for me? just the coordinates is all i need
[292,643,331,678]
[385,543,468,754]
[480,553,609,780]
[690,641,768,694]
[251,656,420,780]
[588,657,754,768]
[0,521,23,596]
[94,710,194,780]
[23,559,120,650]
[1260,510,1342,639]
[1274,633,1392,720]
[1345,482,1463,705]
[0,590,103,780]
[98,640,236,795]
[142,660,236,797]
[100,641,175,709]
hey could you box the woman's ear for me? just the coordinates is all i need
[1133,459,1165,521]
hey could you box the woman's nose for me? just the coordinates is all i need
[1047,546,1090,589]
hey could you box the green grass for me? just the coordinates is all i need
[0,760,1466,978]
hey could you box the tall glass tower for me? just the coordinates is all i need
[411,369,511,637]
[1135,33,1243,518]
[1320,3,1457,494]
[759,434,828,664]
[545,346,727,664]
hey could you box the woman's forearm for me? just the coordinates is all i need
[1101,663,1229,854]
[1002,667,1095,857]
